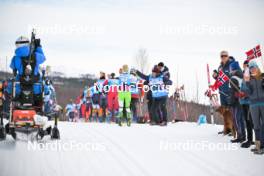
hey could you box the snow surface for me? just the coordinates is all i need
[0,122,263,176]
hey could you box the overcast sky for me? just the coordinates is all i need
[0,0,264,103]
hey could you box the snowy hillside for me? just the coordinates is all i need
[0,122,263,176]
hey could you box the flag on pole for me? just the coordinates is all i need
[209,70,229,91]
[246,45,262,61]
[217,70,229,87]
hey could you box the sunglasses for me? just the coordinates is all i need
[221,55,228,58]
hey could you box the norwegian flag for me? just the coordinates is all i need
[207,70,229,92]
[217,70,229,87]
[246,45,262,61]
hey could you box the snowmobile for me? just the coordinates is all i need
[0,30,60,141]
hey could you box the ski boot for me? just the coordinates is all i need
[127,118,131,127]
[126,111,132,127]
[118,118,123,127]
[251,141,261,153]
[254,148,264,155]
[160,121,167,127]
[118,111,124,127]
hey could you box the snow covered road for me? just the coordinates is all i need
[0,122,263,176]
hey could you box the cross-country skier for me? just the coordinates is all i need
[90,83,100,122]
[43,79,56,119]
[107,73,119,123]
[117,65,133,126]
[84,87,93,122]
[133,65,172,126]
[96,72,108,122]
[65,99,76,122]
[130,70,144,123]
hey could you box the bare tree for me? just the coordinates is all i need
[134,48,149,74]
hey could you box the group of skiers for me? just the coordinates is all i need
[66,63,172,126]
[207,50,264,155]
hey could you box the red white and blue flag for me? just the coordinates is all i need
[208,70,229,92]
[218,70,229,86]
[246,45,262,61]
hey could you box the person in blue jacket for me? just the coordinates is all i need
[65,99,76,122]
[9,36,46,104]
[217,51,235,107]
[10,36,46,80]
[134,65,172,126]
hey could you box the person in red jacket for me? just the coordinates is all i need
[106,73,119,122]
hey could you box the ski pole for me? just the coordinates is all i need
[206,64,214,124]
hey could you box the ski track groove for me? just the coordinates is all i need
[61,123,98,176]
[91,124,151,176]
[86,126,132,176]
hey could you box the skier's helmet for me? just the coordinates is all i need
[122,65,129,73]
[110,73,115,78]
[15,36,30,48]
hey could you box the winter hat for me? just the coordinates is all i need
[248,60,259,69]
[220,50,229,56]
[158,62,164,67]
[152,65,160,73]
[243,60,249,66]
[15,36,29,48]
[122,64,129,73]
[230,61,241,72]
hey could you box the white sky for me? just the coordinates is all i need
[0,0,264,104]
